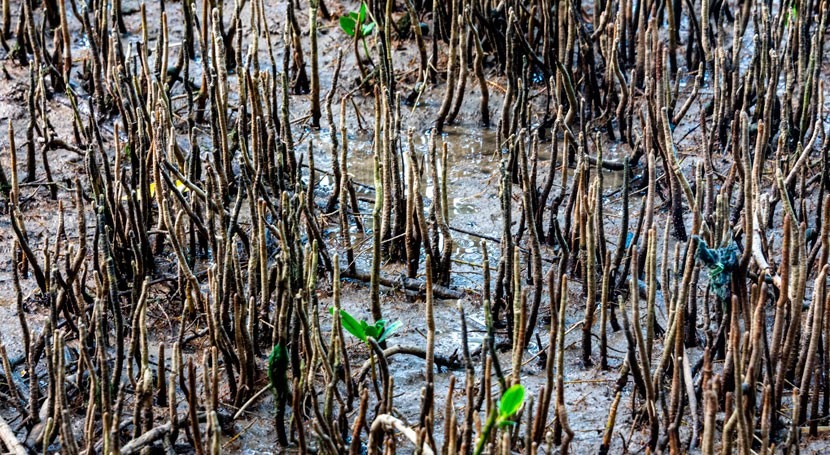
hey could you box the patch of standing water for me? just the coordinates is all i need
[452,200,479,216]
[304,124,500,185]
[299,124,521,287]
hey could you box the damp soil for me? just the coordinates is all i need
[1,0,829,454]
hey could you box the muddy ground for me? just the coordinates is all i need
[1,0,829,453]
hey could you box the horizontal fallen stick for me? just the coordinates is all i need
[584,153,627,170]
[120,422,175,455]
[96,412,206,454]
[342,268,468,300]
[357,345,464,382]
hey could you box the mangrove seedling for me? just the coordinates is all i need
[338,2,376,38]
[339,2,375,77]
[331,308,401,345]
[332,308,401,400]
[474,383,526,455]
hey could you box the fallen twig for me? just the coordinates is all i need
[0,414,27,455]
[370,414,434,455]
[342,268,468,300]
[357,345,463,381]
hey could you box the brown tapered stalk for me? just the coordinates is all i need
[599,251,611,370]
[404,0,427,82]
[797,266,828,424]
[434,11,459,132]
[447,25,470,124]
[1,0,8,38]
[510,249,525,385]
[469,17,489,126]
[555,275,574,454]
[581,181,597,366]
[419,257,436,452]
[521,137,544,348]
[339,99,356,275]
[599,392,621,455]
[308,0,321,128]
[370,153,382,322]
[324,51,343,212]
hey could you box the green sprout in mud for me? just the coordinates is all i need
[474,384,526,455]
[330,308,401,346]
[339,2,376,39]
[339,2,376,76]
[332,308,400,400]
[267,342,291,444]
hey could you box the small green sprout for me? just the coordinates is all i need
[496,384,526,426]
[474,384,526,455]
[338,2,376,38]
[331,308,401,345]
[338,2,376,78]
[331,308,400,398]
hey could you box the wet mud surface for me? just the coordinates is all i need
[1,0,830,454]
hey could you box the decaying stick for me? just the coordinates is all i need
[343,268,467,300]
[0,414,27,455]
[370,414,435,455]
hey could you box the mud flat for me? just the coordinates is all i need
[1,0,830,453]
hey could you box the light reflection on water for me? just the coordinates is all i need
[300,123,629,289]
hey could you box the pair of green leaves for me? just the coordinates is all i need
[330,308,402,345]
[339,2,376,38]
[496,384,526,427]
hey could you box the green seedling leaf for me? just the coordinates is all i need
[497,419,518,428]
[339,3,374,38]
[358,2,368,22]
[377,320,402,343]
[330,308,399,345]
[497,384,525,423]
[339,15,356,36]
[359,319,372,339]
[361,22,375,36]
[364,319,386,341]
[337,309,367,342]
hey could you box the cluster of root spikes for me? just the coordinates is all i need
[0,0,829,453]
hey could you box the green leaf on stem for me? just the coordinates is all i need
[496,384,525,425]
[331,308,367,342]
[377,320,402,343]
[339,2,375,38]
